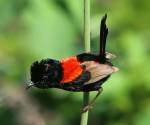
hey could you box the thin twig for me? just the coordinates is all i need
[80,0,90,125]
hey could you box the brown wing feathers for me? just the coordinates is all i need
[81,61,118,85]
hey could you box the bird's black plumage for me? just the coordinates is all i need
[28,14,118,92]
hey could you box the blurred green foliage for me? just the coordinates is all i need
[0,0,150,125]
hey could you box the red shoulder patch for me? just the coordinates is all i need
[60,56,83,84]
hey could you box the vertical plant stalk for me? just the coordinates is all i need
[80,0,90,125]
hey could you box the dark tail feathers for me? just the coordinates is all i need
[99,14,108,63]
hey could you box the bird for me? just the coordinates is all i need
[27,14,118,91]
[27,14,119,111]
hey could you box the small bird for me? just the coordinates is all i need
[27,15,118,110]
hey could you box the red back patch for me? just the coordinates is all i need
[60,56,83,84]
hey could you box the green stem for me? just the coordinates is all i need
[84,0,90,52]
[80,92,90,125]
[80,0,90,125]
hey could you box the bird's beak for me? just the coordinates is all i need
[26,81,34,90]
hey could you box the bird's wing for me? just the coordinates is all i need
[81,61,119,85]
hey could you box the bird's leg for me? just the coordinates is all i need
[82,87,103,112]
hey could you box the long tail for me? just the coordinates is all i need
[99,14,108,63]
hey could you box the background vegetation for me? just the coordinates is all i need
[0,0,150,125]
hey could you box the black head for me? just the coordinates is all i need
[29,59,62,89]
